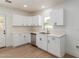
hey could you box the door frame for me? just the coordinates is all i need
[0,14,6,47]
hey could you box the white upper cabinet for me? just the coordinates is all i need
[12,8,63,26]
[12,14,24,26]
[32,15,42,26]
[12,14,42,26]
[23,16,32,26]
[42,8,64,26]
[12,14,32,26]
[32,16,39,26]
[51,8,64,25]
[57,8,63,25]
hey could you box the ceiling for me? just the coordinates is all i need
[0,0,63,12]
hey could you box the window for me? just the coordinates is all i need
[43,17,53,33]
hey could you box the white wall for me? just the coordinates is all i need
[0,6,31,47]
[65,0,79,57]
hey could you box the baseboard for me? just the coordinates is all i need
[12,43,30,48]
[6,45,13,48]
[66,49,79,58]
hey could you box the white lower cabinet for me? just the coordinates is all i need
[36,34,65,57]
[24,33,31,43]
[47,36,65,57]
[36,34,48,51]
[12,34,23,47]
[12,33,30,47]
[12,14,42,26]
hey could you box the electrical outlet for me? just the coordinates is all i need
[76,46,79,48]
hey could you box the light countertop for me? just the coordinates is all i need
[47,33,65,38]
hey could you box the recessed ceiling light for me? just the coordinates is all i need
[24,5,28,7]
[42,6,45,8]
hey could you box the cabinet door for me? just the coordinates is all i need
[36,34,47,51]
[12,34,25,47]
[56,8,63,25]
[12,34,21,47]
[20,34,25,45]
[40,15,45,29]
[48,37,60,57]
[32,15,42,26]
[51,8,63,25]
[32,16,39,26]
[24,16,32,26]
[24,33,31,44]
[36,34,42,48]
[51,9,57,25]
[12,15,24,26]
[41,35,47,51]
[39,15,42,26]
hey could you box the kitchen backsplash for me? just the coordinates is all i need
[51,25,65,34]
[12,25,65,34]
[12,27,32,33]
[31,25,65,34]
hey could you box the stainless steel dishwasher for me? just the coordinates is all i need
[31,33,36,46]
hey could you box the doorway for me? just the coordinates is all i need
[0,15,6,48]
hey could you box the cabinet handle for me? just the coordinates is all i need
[54,22,57,25]
[24,35,25,38]
[40,38,42,41]
[3,30,6,34]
